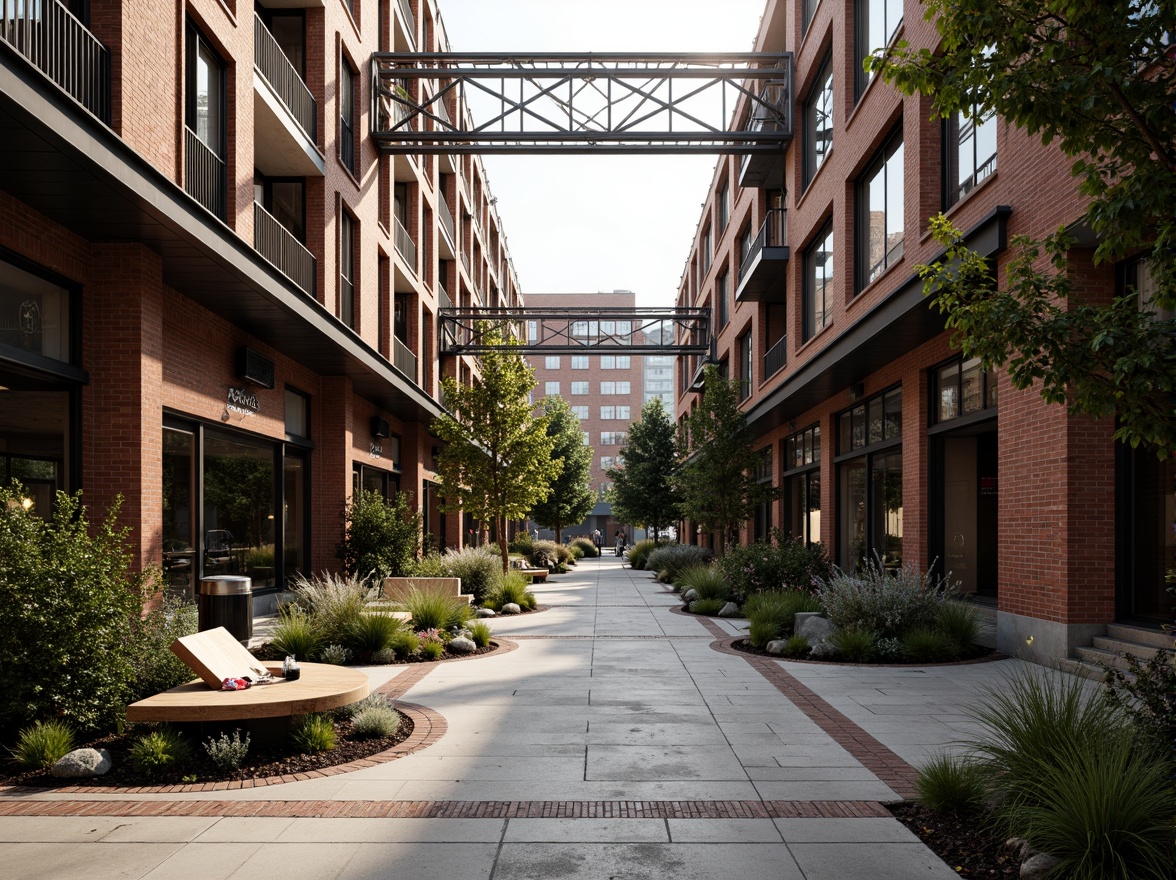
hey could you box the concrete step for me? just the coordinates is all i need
[1073,645,1133,672]
[1056,657,1107,683]
[1106,623,1173,651]
[1092,635,1173,662]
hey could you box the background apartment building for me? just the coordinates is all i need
[0,0,519,606]
[675,0,1172,666]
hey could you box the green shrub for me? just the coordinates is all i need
[916,754,987,814]
[688,598,726,616]
[645,544,712,582]
[468,620,493,648]
[626,538,658,570]
[127,593,199,705]
[743,590,822,647]
[344,611,405,657]
[336,489,420,580]
[675,565,730,602]
[435,546,500,603]
[420,640,445,660]
[287,571,370,644]
[567,543,584,560]
[290,714,337,754]
[404,586,472,631]
[507,533,533,556]
[408,553,447,578]
[351,704,401,739]
[130,727,192,775]
[715,531,832,604]
[388,629,420,660]
[485,571,536,611]
[935,601,983,655]
[570,538,598,558]
[318,643,351,665]
[270,605,321,662]
[814,557,955,640]
[902,627,959,663]
[1103,648,1176,760]
[203,729,250,771]
[0,484,162,736]
[830,626,876,662]
[9,719,75,770]
[529,539,562,569]
[783,634,810,657]
[335,693,394,720]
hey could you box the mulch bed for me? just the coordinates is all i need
[727,636,1002,666]
[889,803,1019,878]
[251,640,503,665]
[0,711,413,789]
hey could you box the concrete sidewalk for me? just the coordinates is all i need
[0,555,1034,879]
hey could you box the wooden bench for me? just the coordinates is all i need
[380,576,472,605]
[519,568,549,582]
[125,628,369,724]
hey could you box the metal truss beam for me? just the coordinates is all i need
[371,53,793,154]
[439,307,711,355]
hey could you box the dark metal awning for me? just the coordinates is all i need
[371,52,793,154]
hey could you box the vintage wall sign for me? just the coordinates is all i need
[226,387,260,416]
[369,441,383,459]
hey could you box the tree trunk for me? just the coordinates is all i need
[497,515,509,573]
[554,522,562,545]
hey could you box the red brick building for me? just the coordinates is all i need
[0,0,517,607]
[674,0,1173,665]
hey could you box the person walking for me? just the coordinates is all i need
[592,528,602,552]
[614,528,624,557]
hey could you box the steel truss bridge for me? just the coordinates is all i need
[439,307,710,356]
[370,52,793,154]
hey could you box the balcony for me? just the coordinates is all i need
[254,201,316,296]
[185,126,226,219]
[763,335,787,379]
[0,0,110,122]
[437,195,456,258]
[394,0,415,49]
[738,78,789,189]
[393,215,417,274]
[735,208,789,304]
[253,13,322,177]
[392,334,417,382]
[437,281,452,311]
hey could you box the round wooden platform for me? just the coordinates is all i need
[125,663,370,724]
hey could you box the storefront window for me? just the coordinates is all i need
[935,357,995,423]
[837,388,903,569]
[283,452,307,580]
[784,424,822,545]
[0,258,71,363]
[162,428,196,598]
[203,431,277,588]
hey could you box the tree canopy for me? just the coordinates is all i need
[606,397,681,543]
[530,396,595,544]
[869,0,1176,456]
[677,367,776,555]
[431,328,559,571]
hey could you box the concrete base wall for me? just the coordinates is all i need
[996,610,1106,667]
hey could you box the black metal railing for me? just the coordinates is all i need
[185,126,226,218]
[394,215,417,272]
[254,201,316,295]
[397,0,415,44]
[392,334,417,380]
[738,207,787,285]
[764,335,787,378]
[0,0,110,122]
[254,13,316,142]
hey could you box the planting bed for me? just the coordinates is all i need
[727,637,1001,666]
[889,803,1018,878]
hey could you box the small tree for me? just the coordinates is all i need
[337,489,420,581]
[869,0,1176,457]
[431,327,560,572]
[530,397,595,544]
[607,397,681,543]
[677,366,776,555]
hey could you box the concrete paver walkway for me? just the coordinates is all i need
[0,555,1033,878]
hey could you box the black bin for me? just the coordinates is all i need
[198,576,253,645]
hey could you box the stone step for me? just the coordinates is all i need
[1073,645,1134,672]
[1091,635,1173,662]
[1056,657,1107,683]
[1106,623,1173,651]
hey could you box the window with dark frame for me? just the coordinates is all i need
[718,180,730,232]
[945,107,997,208]
[856,131,904,291]
[837,387,903,571]
[717,268,729,329]
[340,210,355,327]
[855,0,904,98]
[738,332,752,401]
[803,55,833,188]
[784,424,821,546]
[803,221,834,341]
[340,56,357,174]
[802,0,819,34]
[933,357,996,423]
[753,446,773,541]
[186,21,224,159]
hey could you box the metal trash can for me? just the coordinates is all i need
[198,576,253,645]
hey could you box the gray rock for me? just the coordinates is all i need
[682,588,698,603]
[501,602,522,615]
[1020,853,1060,880]
[794,611,823,630]
[718,601,741,617]
[51,748,112,778]
[1005,838,1031,862]
[797,616,837,657]
[765,639,789,655]
[448,636,477,654]
[476,607,497,618]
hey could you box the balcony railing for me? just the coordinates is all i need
[0,0,110,122]
[460,249,471,278]
[393,215,417,272]
[437,282,452,311]
[397,0,415,44]
[438,195,455,244]
[738,208,786,286]
[254,201,316,296]
[764,335,787,379]
[392,334,417,381]
[254,13,316,142]
[185,126,226,218]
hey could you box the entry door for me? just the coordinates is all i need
[937,431,998,598]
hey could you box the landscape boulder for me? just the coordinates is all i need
[796,616,837,658]
[448,636,477,654]
[765,639,788,655]
[51,748,112,778]
[501,602,522,615]
[718,601,741,618]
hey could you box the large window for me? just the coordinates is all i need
[570,406,589,419]
[857,133,904,291]
[784,424,821,545]
[738,332,752,401]
[571,355,589,370]
[600,432,627,446]
[803,221,834,341]
[716,269,729,330]
[186,22,224,159]
[837,388,903,570]
[945,107,996,208]
[340,56,357,174]
[600,355,631,369]
[934,356,996,423]
[571,381,589,395]
[601,381,631,395]
[753,446,773,541]
[804,56,833,188]
[600,406,631,420]
[717,180,729,232]
[340,210,356,327]
[544,356,561,369]
[856,0,904,97]
[545,381,560,396]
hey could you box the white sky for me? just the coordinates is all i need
[436,0,767,306]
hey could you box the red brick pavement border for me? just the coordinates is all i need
[0,798,891,820]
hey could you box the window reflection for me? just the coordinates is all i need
[203,432,276,588]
